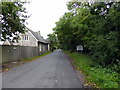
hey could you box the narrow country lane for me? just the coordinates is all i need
[2,49,83,88]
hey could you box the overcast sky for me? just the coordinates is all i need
[25,0,70,39]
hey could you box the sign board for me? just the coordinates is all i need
[77,45,83,51]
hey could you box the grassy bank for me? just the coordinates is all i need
[65,51,119,88]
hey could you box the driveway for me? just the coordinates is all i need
[2,49,83,88]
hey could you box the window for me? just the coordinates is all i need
[27,36,29,40]
[22,35,29,40]
[22,36,24,40]
[25,36,26,40]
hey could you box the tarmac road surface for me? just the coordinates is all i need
[2,49,83,88]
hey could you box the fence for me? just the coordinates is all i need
[0,45,2,66]
[0,45,40,64]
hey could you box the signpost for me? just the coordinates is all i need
[77,45,83,53]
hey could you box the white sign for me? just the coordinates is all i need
[77,45,83,51]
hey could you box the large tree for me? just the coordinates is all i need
[0,1,28,41]
[53,1,120,69]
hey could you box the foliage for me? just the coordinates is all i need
[65,51,119,88]
[1,1,28,41]
[47,33,59,50]
[53,2,120,68]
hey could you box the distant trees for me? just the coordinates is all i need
[53,1,120,70]
[1,1,28,41]
[47,33,59,50]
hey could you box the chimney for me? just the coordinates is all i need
[38,31,41,35]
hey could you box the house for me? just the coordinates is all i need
[18,30,50,52]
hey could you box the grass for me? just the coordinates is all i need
[64,51,119,88]
[21,51,52,62]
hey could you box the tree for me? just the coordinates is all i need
[47,33,59,51]
[53,1,120,69]
[1,1,29,41]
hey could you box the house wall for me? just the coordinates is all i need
[48,44,50,51]
[1,45,39,64]
[18,31,38,47]
[38,43,49,55]
[38,43,49,51]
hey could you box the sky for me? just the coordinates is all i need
[25,0,70,39]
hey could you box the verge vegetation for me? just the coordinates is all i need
[65,51,119,88]
[21,51,52,62]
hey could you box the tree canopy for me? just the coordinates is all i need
[47,33,59,50]
[1,1,28,41]
[53,1,120,70]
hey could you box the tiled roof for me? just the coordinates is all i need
[29,30,49,44]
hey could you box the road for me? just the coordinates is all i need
[2,49,83,88]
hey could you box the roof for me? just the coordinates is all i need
[45,39,50,43]
[29,30,49,44]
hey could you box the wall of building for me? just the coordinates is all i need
[18,31,38,46]
[38,43,48,51]
[38,43,50,55]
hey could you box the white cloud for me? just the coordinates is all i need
[25,0,70,39]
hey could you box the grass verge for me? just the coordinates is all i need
[21,51,52,62]
[64,51,119,88]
